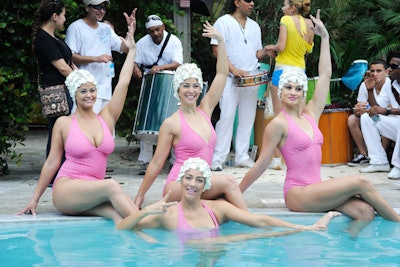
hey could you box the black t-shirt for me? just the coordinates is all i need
[35,29,72,87]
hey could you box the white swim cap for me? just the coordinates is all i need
[173,63,203,100]
[278,67,308,98]
[177,157,212,192]
[65,69,97,104]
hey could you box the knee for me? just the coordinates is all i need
[352,203,376,221]
[354,175,374,190]
[106,179,124,195]
[347,114,359,128]
[220,175,240,191]
[360,113,371,124]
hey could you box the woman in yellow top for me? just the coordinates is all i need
[266,0,314,170]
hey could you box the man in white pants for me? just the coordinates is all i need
[210,0,271,171]
[347,59,391,167]
[360,66,400,179]
[133,14,183,175]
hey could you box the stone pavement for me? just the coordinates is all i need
[1,128,399,219]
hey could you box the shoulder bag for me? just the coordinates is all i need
[38,84,69,118]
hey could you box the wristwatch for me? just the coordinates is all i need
[386,107,392,115]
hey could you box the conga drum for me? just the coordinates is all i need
[318,108,353,165]
[254,108,274,159]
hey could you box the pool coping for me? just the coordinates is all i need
[2,207,399,226]
[0,209,330,226]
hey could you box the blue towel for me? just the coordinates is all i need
[341,60,368,91]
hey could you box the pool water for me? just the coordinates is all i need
[1,215,399,266]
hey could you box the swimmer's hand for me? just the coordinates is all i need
[202,21,223,43]
[142,191,177,215]
[17,199,39,216]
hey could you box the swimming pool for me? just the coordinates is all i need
[1,214,399,266]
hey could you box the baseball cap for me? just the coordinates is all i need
[83,0,110,6]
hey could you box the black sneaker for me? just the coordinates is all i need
[138,162,148,175]
[348,154,370,167]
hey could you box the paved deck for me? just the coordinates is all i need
[1,129,399,221]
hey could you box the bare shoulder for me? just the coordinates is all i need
[160,111,181,134]
[53,115,73,139]
[266,114,287,133]
[305,17,313,26]
[54,115,72,129]
[205,199,233,216]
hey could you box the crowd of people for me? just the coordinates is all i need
[18,0,400,239]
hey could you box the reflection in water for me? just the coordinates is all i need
[1,216,399,266]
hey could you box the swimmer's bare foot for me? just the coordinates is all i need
[311,211,342,230]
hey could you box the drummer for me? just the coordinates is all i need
[133,14,183,175]
[210,0,273,171]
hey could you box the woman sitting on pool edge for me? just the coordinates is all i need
[118,157,340,239]
[239,10,400,234]
[134,21,247,211]
[17,14,138,225]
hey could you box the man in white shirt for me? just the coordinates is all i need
[65,0,135,113]
[360,59,400,179]
[347,59,390,166]
[210,0,271,171]
[133,14,183,175]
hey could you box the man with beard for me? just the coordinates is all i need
[132,14,183,175]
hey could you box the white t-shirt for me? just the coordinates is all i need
[65,19,122,100]
[356,77,391,103]
[135,31,183,73]
[211,14,262,72]
[377,78,400,109]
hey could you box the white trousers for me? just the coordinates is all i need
[138,140,175,164]
[212,76,258,164]
[138,140,154,163]
[360,113,400,167]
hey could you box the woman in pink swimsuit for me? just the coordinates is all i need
[120,158,339,238]
[240,10,400,233]
[18,12,138,224]
[134,22,247,210]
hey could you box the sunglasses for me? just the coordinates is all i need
[89,4,107,11]
[390,63,400,70]
[243,0,254,3]
[146,16,161,23]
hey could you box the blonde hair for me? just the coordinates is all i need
[290,0,311,16]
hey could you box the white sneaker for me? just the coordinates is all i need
[235,159,254,168]
[268,157,282,170]
[359,164,390,173]
[211,162,223,171]
[388,167,400,180]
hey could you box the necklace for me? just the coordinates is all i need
[232,14,247,44]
